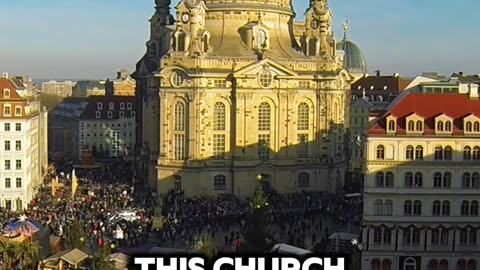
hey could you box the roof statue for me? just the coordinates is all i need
[343,20,349,38]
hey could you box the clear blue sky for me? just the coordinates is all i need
[0,0,479,79]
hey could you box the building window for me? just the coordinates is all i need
[464,146,472,160]
[258,102,271,131]
[258,134,270,160]
[406,145,414,160]
[174,102,185,131]
[15,199,22,211]
[298,173,310,188]
[119,111,124,118]
[385,172,394,187]
[174,134,185,160]
[120,103,125,110]
[14,106,22,116]
[213,102,226,131]
[475,122,480,132]
[373,228,382,244]
[3,89,10,98]
[374,200,383,215]
[376,145,385,160]
[5,178,10,188]
[258,70,273,88]
[437,121,444,131]
[405,172,413,187]
[4,105,11,116]
[384,200,393,216]
[297,103,309,131]
[212,134,225,159]
[95,111,101,119]
[4,160,10,170]
[213,175,226,191]
[15,123,20,131]
[466,121,473,132]
[404,200,412,215]
[413,200,422,216]
[414,172,423,187]
[15,140,21,151]
[427,259,439,269]
[15,178,21,188]
[388,120,395,131]
[443,172,451,188]
[97,102,102,110]
[467,260,476,270]
[214,80,227,88]
[473,146,480,160]
[376,172,384,187]
[415,146,423,159]
[432,200,441,216]
[109,102,114,110]
[433,172,442,188]
[107,111,113,119]
[442,146,452,160]
[434,146,443,160]
[408,120,415,131]
[461,200,470,216]
[472,173,480,188]
[131,111,135,117]
[15,160,21,170]
[297,134,308,157]
[463,173,471,188]
[441,200,450,216]
[471,201,479,216]
[416,120,422,131]
[127,103,132,110]
[4,141,10,151]
[172,72,185,87]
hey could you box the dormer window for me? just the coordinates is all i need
[408,120,415,131]
[416,121,423,131]
[97,102,102,110]
[388,120,395,131]
[109,102,114,110]
[466,121,473,132]
[437,121,444,132]
[445,121,452,132]
[3,89,10,99]
[475,122,480,132]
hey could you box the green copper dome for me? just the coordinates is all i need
[337,31,367,74]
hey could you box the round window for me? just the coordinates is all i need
[171,72,185,87]
[259,69,273,88]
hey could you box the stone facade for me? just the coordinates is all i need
[133,0,353,197]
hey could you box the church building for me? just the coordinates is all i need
[133,0,355,197]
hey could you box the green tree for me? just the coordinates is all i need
[93,245,116,270]
[66,218,86,251]
[39,94,64,111]
[194,234,216,259]
[14,240,41,269]
[0,239,15,270]
[241,186,273,253]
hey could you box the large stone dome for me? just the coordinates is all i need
[337,31,367,75]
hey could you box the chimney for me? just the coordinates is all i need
[2,72,8,79]
[469,84,478,99]
[394,73,400,77]
[105,79,115,96]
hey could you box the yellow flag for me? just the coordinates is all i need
[72,173,78,198]
[52,184,56,196]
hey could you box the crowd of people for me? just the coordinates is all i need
[160,188,362,252]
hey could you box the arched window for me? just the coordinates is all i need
[254,29,267,48]
[444,146,452,160]
[437,121,444,131]
[443,172,452,188]
[467,260,476,270]
[174,102,185,131]
[405,257,417,270]
[374,199,383,215]
[406,145,414,160]
[445,121,452,132]
[434,146,443,160]
[439,260,448,270]
[203,34,209,53]
[432,200,441,216]
[405,172,413,187]
[475,122,480,132]
[473,173,480,188]
[467,121,473,132]
[383,230,392,244]
[376,145,385,160]
[297,102,309,130]
[382,259,392,270]
[413,200,422,215]
[473,146,480,160]
[433,172,442,188]
[427,259,438,270]
[3,89,10,99]
[457,259,467,270]
[373,228,382,244]
[414,172,423,187]
[463,173,471,188]
[258,102,271,131]
[213,175,226,190]
[464,146,472,160]
[471,200,479,216]
[213,102,226,131]
[404,200,412,215]
[298,173,310,188]
[385,172,394,187]
[416,120,423,131]
[371,259,381,270]
[415,146,423,159]
[408,120,415,131]
[442,200,450,216]
[376,172,384,187]
[388,120,395,131]
[177,32,186,52]
[461,200,470,216]
[384,200,393,216]
[308,38,317,56]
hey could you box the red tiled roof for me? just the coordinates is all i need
[367,93,480,136]
[79,96,136,120]
[0,78,29,119]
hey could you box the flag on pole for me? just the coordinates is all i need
[72,169,78,198]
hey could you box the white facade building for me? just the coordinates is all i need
[363,91,480,270]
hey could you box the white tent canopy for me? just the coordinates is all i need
[271,243,313,255]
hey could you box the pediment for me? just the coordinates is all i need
[435,113,452,121]
[405,112,423,121]
[464,113,480,122]
[233,59,299,77]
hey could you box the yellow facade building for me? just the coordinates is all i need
[133,0,354,197]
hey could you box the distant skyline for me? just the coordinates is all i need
[1,0,479,79]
